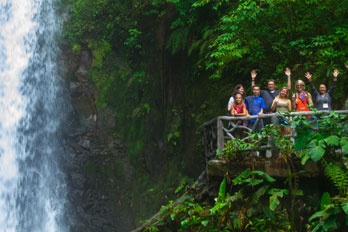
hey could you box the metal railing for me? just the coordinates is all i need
[201,110,348,160]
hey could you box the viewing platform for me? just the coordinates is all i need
[201,110,348,178]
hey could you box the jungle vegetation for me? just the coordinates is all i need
[61,0,348,226]
[144,112,348,231]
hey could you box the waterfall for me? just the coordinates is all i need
[0,0,67,231]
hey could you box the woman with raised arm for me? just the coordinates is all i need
[271,87,292,135]
[305,70,338,110]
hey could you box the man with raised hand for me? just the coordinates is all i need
[251,68,292,124]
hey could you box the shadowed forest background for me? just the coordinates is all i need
[59,0,348,229]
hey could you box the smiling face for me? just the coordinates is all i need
[238,86,245,95]
[234,93,243,105]
[319,84,327,94]
[252,86,260,97]
[295,80,305,93]
[279,87,288,98]
[267,80,275,91]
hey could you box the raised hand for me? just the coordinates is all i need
[284,67,291,77]
[305,72,312,81]
[274,96,279,103]
[251,70,257,80]
[333,69,339,78]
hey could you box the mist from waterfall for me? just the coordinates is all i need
[0,0,67,231]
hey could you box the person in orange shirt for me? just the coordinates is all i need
[292,80,313,114]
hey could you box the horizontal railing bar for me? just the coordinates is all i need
[217,110,348,121]
[201,117,217,127]
[201,110,348,129]
[201,110,348,159]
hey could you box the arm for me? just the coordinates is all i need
[271,97,279,111]
[258,108,263,115]
[230,107,235,116]
[292,93,297,110]
[244,100,250,116]
[239,104,248,116]
[227,97,234,111]
[309,82,319,97]
[251,70,257,88]
[258,99,265,115]
[328,69,339,95]
[285,67,292,90]
[288,99,292,111]
[305,72,319,97]
[306,92,313,105]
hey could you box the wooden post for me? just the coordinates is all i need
[270,114,279,156]
[217,117,224,154]
[202,126,208,161]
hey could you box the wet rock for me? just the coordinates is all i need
[60,48,136,231]
[78,138,90,150]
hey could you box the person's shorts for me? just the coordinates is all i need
[279,118,289,126]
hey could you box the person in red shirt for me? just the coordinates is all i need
[230,93,248,138]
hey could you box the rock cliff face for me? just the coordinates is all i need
[59,47,136,231]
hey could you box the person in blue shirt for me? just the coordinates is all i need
[245,85,265,131]
[305,69,338,110]
[251,68,292,114]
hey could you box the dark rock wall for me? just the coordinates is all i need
[59,47,136,231]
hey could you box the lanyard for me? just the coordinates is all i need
[320,93,329,103]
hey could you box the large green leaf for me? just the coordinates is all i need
[320,192,331,210]
[251,170,276,183]
[294,128,313,151]
[340,137,348,154]
[245,178,263,186]
[299,150,310,165]
[218,177,226,200]
[324,135,340,146]
[309,210,325,221]
[269,192,281,211]
[232,168,250,185]
[341,201,348,215]
[308,142,325,162]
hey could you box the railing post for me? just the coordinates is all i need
[217,117,224,154]
[270,114,279,157]
[202,126,208,161]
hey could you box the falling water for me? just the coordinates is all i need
[0,0,67,231]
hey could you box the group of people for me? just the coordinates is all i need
[227,68,339,134]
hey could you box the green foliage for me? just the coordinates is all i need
[297,112,348,164]
[166,27,189,54]
[63,0,348,227]
[192,0,348,79]
[147,169,290,231]
[124,28,142,49]
[324,163,348,197]
[308,192,348,232]
[223,138,256,157]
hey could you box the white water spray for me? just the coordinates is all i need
[0,0,67,231]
